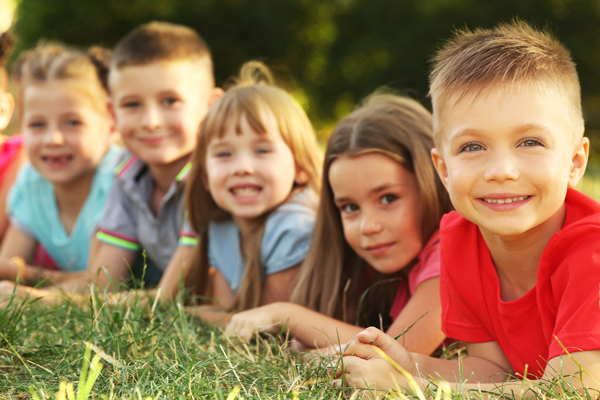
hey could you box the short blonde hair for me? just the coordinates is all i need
[429,20,583,144]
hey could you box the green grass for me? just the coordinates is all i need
[0,289,597,399]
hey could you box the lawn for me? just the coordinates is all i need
[0,288,597,399]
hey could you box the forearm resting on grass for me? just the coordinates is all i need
[338,327,600,398]
[226,302,366,347]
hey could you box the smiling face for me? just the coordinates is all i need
[109,60,212,167]
[21,80,114,187]
[205,111,300,227]
[329,152,423,274]
[431,85,588,240]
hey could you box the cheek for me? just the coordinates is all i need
[340,219,359,250]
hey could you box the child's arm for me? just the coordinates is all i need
[0,148,25,243]
[87,242,137,291]
[0,225,77,285]
[261,264,300,304]
[385,277,445,355]
[225,302,366,346]
[157,244,195,299]
[338,328,600,396]
[226,276,445,353]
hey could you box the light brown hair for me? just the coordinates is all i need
[429,20,583,144]
[184,61,322,311]
[13,42,111,115]
[290,93,453,327]
[110,21,214,86]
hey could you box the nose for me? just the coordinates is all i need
[483,149,520,183]
[141,104,161,130]
[42,126,65,146]
[359,207,384,236]
[232,151,255,176]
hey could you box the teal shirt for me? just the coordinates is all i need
[7,146,122,272]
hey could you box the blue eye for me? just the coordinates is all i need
[381,194,398,205]
[66,119,82,127]
[256,147,271,154]
[520,139,542,147]
[460,143,484,152]
[216,151,231,158]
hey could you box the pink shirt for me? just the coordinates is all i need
[0,135,23,186]
[389,230,441,319]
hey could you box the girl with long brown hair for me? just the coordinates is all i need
[226,93,453,355]
[173,61,322,317]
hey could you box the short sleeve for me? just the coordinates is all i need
[7,164,37,239]
[96,181,141,251]
[543,224,600,359]
[260,208,315,275]
[178,217,198,247]
[408,231,441,293]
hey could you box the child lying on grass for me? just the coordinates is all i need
[337,20,600,397]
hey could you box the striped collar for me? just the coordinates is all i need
[114,153,192,183]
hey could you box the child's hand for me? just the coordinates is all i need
[334,327,420,392]
[225,303,282,342]
[0,280,16,299]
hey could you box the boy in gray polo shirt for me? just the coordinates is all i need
[90,22,222,288]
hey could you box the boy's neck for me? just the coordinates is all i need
[479,202,566,302]
[54,169,96,235]
[147,154,190,215]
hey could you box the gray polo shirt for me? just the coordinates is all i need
[96,151,190,274]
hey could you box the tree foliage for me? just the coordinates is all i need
[12,0,600,148]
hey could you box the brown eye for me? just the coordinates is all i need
[340,204,359,213]
[381,194,398,205]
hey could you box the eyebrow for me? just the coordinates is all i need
[448,123,551,146]
[334,183,403,204]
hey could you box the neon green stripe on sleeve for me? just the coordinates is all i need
[96,231,141,251]
[179,236,198,247]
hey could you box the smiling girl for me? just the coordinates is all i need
[225,94,453,355]
[172,61,322,317]
[0,43,119,286]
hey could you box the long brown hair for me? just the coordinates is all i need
[290,93,453,327]
[184,61,322,311]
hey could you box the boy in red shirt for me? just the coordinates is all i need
[337,20,600,396]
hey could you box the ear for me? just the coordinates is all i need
[0,92,15,131]
[294,164,309,186]
[431,147,449,188]
[567,137,589,188]
[208,87,224,107]
[105,100,120,146]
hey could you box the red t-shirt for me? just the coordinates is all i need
[390,230,441,319]
[440,188,600,378]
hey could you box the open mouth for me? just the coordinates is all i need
[41,155,74,166]
[482,195,530,204]
[230,187,262,197]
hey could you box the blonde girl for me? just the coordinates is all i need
[0,32,25,245]
[165,61,321,318]
[0,42,119,287]
[226,94,453,355]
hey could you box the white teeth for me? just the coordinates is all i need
[232,187,260,197]
[483,196,528,204]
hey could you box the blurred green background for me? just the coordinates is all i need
[6,0,600,197]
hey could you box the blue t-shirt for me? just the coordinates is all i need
[207,190,317,292]
[7,146,121,272]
